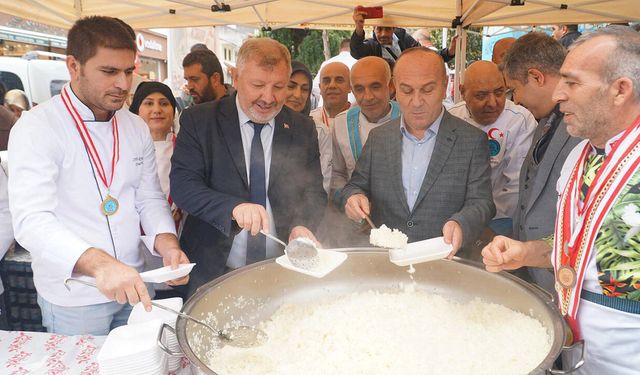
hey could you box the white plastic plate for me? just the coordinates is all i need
[276,249,348,278]
[388,237,452,266]
[139,263,195,283]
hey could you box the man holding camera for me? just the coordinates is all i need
[350,5,455,65]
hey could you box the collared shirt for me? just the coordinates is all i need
[8,84,175,307]
[331,105,395,194]
[226,97,280,269]
[400,108,443,211]
[449,99,536,219]
[309,106,335,194]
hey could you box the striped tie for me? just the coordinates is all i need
[580,150,606,201]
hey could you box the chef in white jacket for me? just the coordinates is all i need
[8,16,190,335]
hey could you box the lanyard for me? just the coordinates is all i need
[554,115,640,341]
[61,87,120,191]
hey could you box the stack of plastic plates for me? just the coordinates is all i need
[98,319,167,375]
[128,298,184,372]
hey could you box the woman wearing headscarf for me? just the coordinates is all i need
[129,81,184,298]
[286,61,313,115]
[286,61,332,194]
[130,82,178,205]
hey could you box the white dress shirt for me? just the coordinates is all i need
[309,107,335,194]
[448,100,536,219]
[8,84,175,307]
[226,97,280,269]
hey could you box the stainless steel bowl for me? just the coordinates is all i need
[170,249,571,374]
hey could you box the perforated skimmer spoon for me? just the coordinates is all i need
[63,277,267,348]
[260,230,320,270]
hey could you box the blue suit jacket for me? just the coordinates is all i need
[170,94,327,294]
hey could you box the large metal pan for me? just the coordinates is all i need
[162,249,582,374]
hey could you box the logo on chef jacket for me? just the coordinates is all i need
[487,128,504,157]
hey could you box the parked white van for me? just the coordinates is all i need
[0,52,69,106]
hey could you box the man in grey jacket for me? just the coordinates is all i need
[501,32,581,291]
[339,48,494,257]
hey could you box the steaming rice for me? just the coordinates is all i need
[207,287,551,375]
[370,224,408,249]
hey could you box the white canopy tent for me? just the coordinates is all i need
[3,0,639,100]
[3,0,639,30]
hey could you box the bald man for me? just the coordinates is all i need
[491,37,516,65]
[330,56,400,198]
[340,48,494,258]
[449,61,536,236]
[310,62,352,193]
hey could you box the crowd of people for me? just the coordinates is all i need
[0,7,638,375]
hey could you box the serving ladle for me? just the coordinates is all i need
[260,230,320,270]
[63,277,267,348]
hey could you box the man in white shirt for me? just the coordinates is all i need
[449,61,536,236]
[310,62,351,193]
[331,56,400,199]
[8,16,190,335]
[311,39,357,106]
[482,27,640,375]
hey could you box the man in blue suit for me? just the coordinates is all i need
[171,38,327,295]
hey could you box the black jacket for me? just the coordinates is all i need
[350,28,453,63]
[170,94,327,294]
[559,31,582,49]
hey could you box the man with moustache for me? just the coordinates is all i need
[171,38,326,294]
[449,61,536,237]
[350,6,455,65]
[340,48,494,257]
[183,49,229,105]
[500,32,581,292]
[331,56,399,198]
[310,62,352,193]
[482,27,640,374]
[8,16,190,335]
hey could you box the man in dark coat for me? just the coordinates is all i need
[171,38,327,295]
[350,6,455,64]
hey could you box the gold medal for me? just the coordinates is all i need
[101,194,119,216]
[557,265,577,289]
[564,322,574,346]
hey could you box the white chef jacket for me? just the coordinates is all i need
[0,165,13,296]
[8,84,176,307]
[555,135,640,375]
[331,106,395,194]
[309,107,336,194]
[448,100,536,219]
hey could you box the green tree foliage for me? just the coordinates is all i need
[263,27,482,74]
[261,29,352,76]
[430,27,483,68]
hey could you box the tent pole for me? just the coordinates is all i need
[453,28,467,103]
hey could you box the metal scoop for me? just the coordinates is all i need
[260,230,320,270]
[63,277,267,348]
